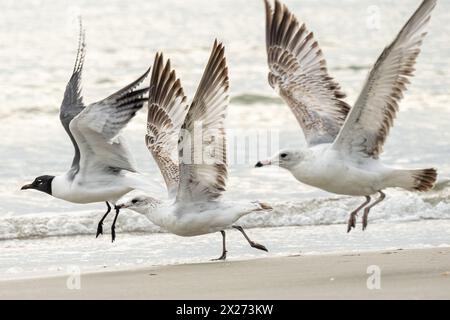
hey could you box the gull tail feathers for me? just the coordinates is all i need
[388,168,438,192]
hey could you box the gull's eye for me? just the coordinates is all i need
[280,153,288,159]
[131,199,138,204]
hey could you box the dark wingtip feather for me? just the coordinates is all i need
[192,39,229,104]
[73,17,86,75]
[149,52,186,108]
[105,65,151,102]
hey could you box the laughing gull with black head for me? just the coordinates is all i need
[21,22,158,241]
[256,0,438,232]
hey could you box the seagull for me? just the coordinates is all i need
[21,22,157,241]
[256,0,438,232]
[115,41,272,260]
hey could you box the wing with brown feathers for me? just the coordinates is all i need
[176,40,229,203]
[146,53,188,197]
[265,0,350,146]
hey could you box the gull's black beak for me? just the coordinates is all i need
[255,161,264,168]
[21,184,33,191]
[255,160,271,168]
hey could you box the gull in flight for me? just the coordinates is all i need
[21,22,158,241]
[116,41,272,260]
[256,0,438,232]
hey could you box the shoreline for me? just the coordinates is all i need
[2,220,450,282]
[1,248,449,300]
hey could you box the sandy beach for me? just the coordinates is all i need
[0,248,448,300]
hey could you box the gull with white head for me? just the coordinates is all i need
[116,41,272,260]
[256,0,438,232]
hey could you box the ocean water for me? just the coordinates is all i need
[0,0,449,278]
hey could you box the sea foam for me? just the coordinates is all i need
[1,189,448,241]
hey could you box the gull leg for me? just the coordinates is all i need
[347,196,371,233]
[96,202,112,238]
[212,231,227,261]
[111,207,120,243]
[362,191,386,231]
[233,226,268,252]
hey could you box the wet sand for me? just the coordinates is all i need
[0,248,449,300]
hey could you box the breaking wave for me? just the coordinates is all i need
[1,189,449,241]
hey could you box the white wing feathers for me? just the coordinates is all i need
[333,0,437,159]
[70,67,151,174]
[176,40,229,204]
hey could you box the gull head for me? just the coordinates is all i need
[116,194,160,214]
[21,175,55,195]
[255,149,303,171]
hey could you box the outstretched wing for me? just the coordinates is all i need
[70,67,151,176]
[146,53,189,197]
[265,0,350,146]
[59,20,86,177]
[176,40,229,204]
[333,0,437,160]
